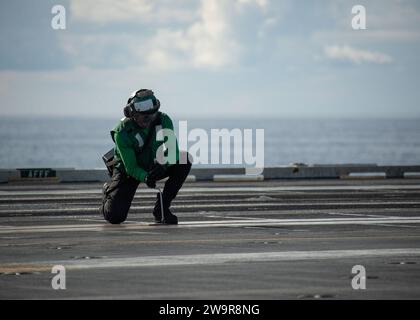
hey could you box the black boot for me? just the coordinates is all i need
[153,194,178,224]
[151,152,192,224]
[163,208,178,225]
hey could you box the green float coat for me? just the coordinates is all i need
[111,112,179,182]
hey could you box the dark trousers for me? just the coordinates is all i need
[100,153,192,224]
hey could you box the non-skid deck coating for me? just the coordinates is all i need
[0,179,420,299]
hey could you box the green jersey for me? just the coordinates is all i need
[111,112,179,182]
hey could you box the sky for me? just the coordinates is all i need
[0,0,419,119]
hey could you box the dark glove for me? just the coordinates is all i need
[145,174,156,189]
[148,163,166,181]
[145,164,166,189]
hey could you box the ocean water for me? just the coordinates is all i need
[0,117,419,169]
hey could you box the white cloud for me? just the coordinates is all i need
[70,0,153,23]
[312,30,420,45]
[184,0,240,68]
[65,0,269,70]
[70,0,197,25]
[147,0,274,69]
[58,33,141,66]
[324,45,393,64]
[236,0,268,11]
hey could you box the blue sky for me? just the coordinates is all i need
[0,0,419,118]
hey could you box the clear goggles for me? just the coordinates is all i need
[133,98,156,113]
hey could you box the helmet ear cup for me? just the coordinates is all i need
[124,96,134,118]
[124,104,133,118]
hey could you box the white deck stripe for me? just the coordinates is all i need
[8,248,420,270]
[1,184,419,196]
[1,217,420,234]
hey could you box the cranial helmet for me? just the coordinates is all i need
[124,89,160,118]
